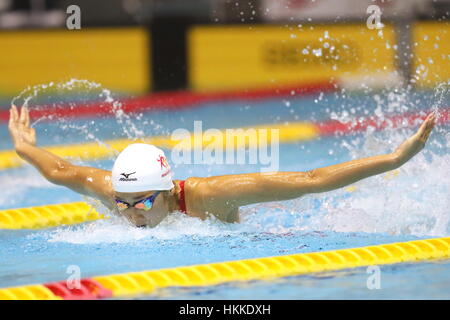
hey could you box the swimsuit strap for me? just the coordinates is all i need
[178,180,187,214]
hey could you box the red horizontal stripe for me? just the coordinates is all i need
[317,108,449,136]
[0,81,335,122]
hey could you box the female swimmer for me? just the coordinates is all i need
[8,105,437,227]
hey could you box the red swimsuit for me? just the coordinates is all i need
[178,180,187,214]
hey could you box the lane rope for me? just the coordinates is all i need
[1,236,449,299]
[0,81,335,123]
[0,122,318,170]
[1,108,448,171]
[0,202,104,229]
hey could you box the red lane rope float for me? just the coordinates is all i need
[43,279,112,300]
[0,81,335,122]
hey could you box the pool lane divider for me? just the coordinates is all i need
[0,202,104,229]
[0,81,335,123]
[0,122,319,170]
[1,108,448,171]
[0,236,449,300]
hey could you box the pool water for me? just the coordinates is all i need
[0,87,449,299]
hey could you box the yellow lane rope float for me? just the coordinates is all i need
[92,237,450,298]
[0,237,449,299]
[0,122,318,170]
[0,202,104,229]
[0,285,62,300]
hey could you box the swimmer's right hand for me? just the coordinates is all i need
[8,105,36,148]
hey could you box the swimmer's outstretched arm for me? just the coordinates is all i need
[201,112,437,208]
[8,105,113,207]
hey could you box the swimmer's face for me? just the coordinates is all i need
[114,190,168,227]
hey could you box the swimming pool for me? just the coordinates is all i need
[0,86,449,299]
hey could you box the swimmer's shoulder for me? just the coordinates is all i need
[180,177,240,221]
[176,177,215,210]
[178,176,214,197]
[86,168,115,209]
[180,176,235,208]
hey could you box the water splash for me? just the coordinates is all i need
[47,212,242,244]
[10,79,148,158]
[431,81,449,116]
[292,83,450,237]
[12,79,101,110]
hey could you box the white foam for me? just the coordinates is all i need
[46,212,244,244]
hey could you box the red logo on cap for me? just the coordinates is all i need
[157,155,169,170]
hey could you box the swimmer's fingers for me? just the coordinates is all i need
[8,105,20,146]
[8,105,19,132]
[8,105,36,147]
[10,105,19,124]
[417,112,436,144]
[8,109,13,129]
[19,106,28,126]
[23,106,30,127]
[395,112,436,162]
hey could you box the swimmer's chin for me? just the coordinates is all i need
[128,215,166,229]
[112,213,159,229]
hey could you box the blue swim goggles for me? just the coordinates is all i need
[115,191,161,211]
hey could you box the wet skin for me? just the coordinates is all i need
[8,105,437,227]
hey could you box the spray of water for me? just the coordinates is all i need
[277,82,450,237]
[10,79,147,154]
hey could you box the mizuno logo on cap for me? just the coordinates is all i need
[121,172,135,178]
[119,172,137,181]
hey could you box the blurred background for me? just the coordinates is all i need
[1,1,450,298]
[0,0,448,105]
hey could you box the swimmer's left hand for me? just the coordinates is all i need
[394,111,437,165]
[8,105,36,148]
[416,111,437,144]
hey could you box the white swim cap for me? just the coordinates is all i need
[112,143,174,192]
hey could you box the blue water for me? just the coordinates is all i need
[0,88,449,299]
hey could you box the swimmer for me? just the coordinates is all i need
[8,105,437,227]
